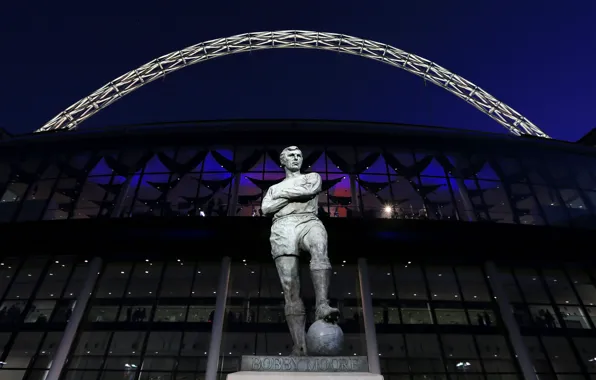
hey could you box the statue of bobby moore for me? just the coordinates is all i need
[261,146,340,356]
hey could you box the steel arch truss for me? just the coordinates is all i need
[36,30,549,138]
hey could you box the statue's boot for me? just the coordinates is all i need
[285,301,307,356]
[311,269,340,323]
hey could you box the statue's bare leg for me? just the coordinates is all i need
[302,225,340,323]
[275,255,307,356]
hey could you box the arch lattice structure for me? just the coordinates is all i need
[36,30,549,138]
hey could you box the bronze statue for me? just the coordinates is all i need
[261,146,340,356]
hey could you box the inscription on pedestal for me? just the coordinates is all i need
[240,356,368,372]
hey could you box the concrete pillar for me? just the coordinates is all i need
[228,174,241,216]
[111,175,133,218]
[455,177,477,222]
[206,257,231,380]
[349,175,361,216]
[46,257,102,380]
[357,258,381,374]
[485,261,537,380]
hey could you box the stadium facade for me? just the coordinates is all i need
[0,119,596,380]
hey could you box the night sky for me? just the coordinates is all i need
[1,1,594,141]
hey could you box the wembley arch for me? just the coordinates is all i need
[35,30,550,138]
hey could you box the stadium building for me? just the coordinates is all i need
[1,31,596,380]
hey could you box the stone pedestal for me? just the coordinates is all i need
[228,356,383,380]
[228,372,383,380]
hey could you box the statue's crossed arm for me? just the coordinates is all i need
[276,173,322,200]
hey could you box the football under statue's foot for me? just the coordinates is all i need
[316,303,340,323]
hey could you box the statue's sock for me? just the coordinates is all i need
[285,301,307,356]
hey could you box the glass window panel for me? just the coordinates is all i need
[18,179,56,222]
[24,300,55,323]
[442,334,482,373]
[30,332,64,369]
[3,332,44,368]
[534,186,569,227]
[63,371,103,380]
[463,179,492,221]
[45,178,80,221]
[559,305,591,329]
[420,176,459,221]
[476,335,516,373]
[103,332,146,369]
[329,264,358,301]
[126,262,161,298]
[160,261,193,297]
[180,332,211,357]
[510,184,545,226]
[88,306,119,322]
[144,332,182,358]
[236,174,265,217]
[0,332,11,358]
[455,266,490,302]
[95,263,132,298]
[154,305,187,322]
[523,336,552,373]
[63,262,91,299]
[187,306,212,323]
[401,306,432,325]
[6,257,47,299]
[230,263,261,299]
[0,258,20,298]
[394,263,428,300]
[386,307,400,324]
[118,305,152,323]
[527,305,561,328]
[369,265,397,300]
[387,176,426,220]
[75,170,117,219]
[468,308,497,327]
[426,266,460,300]
[573,338,596,372]
[0,300,26,324]
[542,270,579,305]
[560,189,590,223]
[476,180,513,224]
[378,334,407,371]
[567,154,596,190]
[36,257,74,299]
[68,331,111,369]
[498,268,523,303]
[542,337,581,373]
[435,307,468,325]
[514,268,550,303]
[405,334,445,373]
[257,305,284,324]
[0,181,27,223]
[446,175,474,222]
[0,370,26,379]
[567,267,596,306]
[543,154,577,188]
[521,156,548,185]
[52,300,76,323]
[192,264,222,298]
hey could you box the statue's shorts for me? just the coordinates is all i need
[270,213,331,270]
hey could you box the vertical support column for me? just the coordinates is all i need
[206,257,231,380]
[455,177,477,222]
[357,258,380,374]
[349,175,361,216]
[228,173,241,216]
[46,257,102,380]
[111,175,133,218]
[485,261,537,380]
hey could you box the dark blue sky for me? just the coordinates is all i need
[1,1,594,141]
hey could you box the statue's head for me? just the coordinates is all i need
[280,146,303,173]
